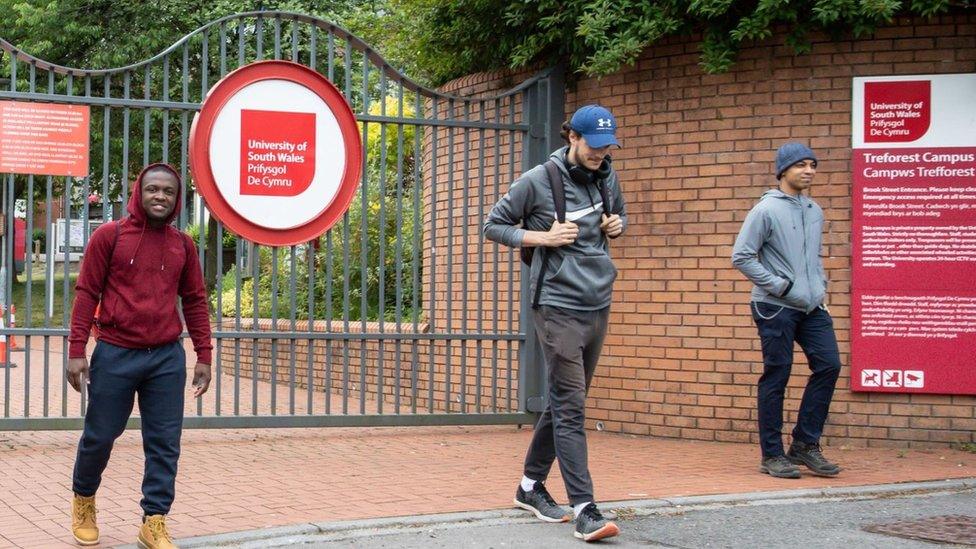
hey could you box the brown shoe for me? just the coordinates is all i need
[71,494,99,546]
[137,514,178,549]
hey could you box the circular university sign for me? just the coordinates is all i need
[189,60,362,246]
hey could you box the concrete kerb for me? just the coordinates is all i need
[125,477,976,548]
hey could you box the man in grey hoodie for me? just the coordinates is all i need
[732,142,843,479]
[484,104,626,542]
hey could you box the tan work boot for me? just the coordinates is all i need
[137,514,178,549]
[71,493,99,545]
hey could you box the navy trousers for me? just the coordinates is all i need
[72,341,186,516]
[751,302,841,458]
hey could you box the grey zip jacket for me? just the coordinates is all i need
[731,188,828,313]
[483,147,627,310]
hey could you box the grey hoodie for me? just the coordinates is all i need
[484,147,627,310]
[731,189,828,313]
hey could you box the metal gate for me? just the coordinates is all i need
[0,11,564,430]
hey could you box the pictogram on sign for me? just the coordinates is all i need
[861,369,881,387]
[903,370,925,388]
[882,370,903,388]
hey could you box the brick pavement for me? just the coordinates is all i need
[1,341,975,548]
[4,418,975,548]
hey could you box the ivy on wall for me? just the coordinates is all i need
[377,0,971,84]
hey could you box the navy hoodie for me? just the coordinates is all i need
[68,163,213,363]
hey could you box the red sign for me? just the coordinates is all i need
[0,101,90,176]
[851,74,976,395]
[190,61,361,247]
[852,147,976,291]
[240,109,316,196]
[863,81,931,143]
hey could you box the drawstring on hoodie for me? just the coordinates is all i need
[127,223,169,270]
[125,162,181,271]
[130,224,146,266]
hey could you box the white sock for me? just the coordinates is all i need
[574,501,592,517]
[520,476,538,492]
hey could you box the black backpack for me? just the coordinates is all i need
[521,160,612,309]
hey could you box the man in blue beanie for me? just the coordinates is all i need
[731,142,843,479]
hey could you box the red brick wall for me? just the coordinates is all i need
[437,14,976,448]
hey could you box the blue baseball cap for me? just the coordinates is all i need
[569,104,619,148]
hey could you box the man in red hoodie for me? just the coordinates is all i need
[66,163,212,549]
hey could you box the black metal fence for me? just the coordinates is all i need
[0,11,563,430]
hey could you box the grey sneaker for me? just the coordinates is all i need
[759,455,802,479]
[514,481,570,523]
[573,503,620,542]
[788,441,841,477]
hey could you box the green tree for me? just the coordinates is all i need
[1,1,395,290]
[0,1,383,68]
[369,0,968,85]
[216,96,421,322]
[0,0,386,191]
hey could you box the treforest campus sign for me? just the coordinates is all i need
[851,73,976,395]
[190,60,362,246]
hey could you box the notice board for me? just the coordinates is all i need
[0,100,90,177]
[851,74,976,395]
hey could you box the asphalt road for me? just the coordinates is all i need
[201,484,976,549]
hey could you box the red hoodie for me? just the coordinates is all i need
[68,163,213,364]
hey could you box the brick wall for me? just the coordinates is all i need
[227,15,974,447]
[436,14,976,448]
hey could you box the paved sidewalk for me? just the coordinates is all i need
[2,423,974,548]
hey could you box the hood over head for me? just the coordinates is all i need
[122,163,184,271]
[127,162,183,226]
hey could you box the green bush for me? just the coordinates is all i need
[184,223,238,248]
[215,183,420,323]
[213,97,422,323]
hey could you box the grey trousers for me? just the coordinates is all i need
[523,305,609,505]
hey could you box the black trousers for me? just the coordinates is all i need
[73,340,186,515]
[523,305,609,506]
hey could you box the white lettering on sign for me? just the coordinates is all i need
[207,80,345,230]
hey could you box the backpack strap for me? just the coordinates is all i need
[100,220,121,294]
[93,219,121,334]
[596,177,622,240]
[181,229,192,264]
[545,161,566,223]
[597,178,612,218]
[532,160,565,309]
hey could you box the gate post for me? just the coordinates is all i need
[518,65,565,414]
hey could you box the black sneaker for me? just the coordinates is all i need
[788,441,841,477]
[759,455,802,479]
[573,503,619,542]
[514,481,570,523]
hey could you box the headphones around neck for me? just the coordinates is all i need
[565,154,612,187]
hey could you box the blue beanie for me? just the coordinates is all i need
[775,142,817,179]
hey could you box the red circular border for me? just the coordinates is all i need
[189,60,362,247]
